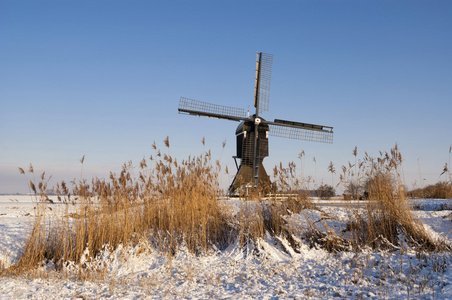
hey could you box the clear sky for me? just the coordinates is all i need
[1,0,451,194]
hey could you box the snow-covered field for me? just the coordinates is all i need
[0,195,451,299]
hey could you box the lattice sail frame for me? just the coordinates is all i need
[255,53,273,114]
[178,97,247,120]
[268,123,333,144]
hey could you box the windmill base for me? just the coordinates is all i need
[228,164,273,196]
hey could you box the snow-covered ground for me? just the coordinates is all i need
[0,195,451,299]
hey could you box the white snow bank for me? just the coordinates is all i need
[1,196,451,299]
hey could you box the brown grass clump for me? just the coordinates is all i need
[232,196,306,254]
[340,145,447,251]
[12,138,232,273]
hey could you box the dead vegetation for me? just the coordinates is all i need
[11,138,233,274]
[3,141,450,277]
[338,145,449,252]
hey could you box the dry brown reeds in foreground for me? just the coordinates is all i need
[12,139,232,273]
[340,145,447,251]
[7,142,450,276]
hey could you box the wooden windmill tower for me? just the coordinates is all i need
[178,52,333,195]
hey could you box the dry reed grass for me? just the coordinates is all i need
[5,142,449,277]
[11,138,232,274]
[339,145,448,251]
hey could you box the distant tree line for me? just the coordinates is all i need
[408,181,452,199]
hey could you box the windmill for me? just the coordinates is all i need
[178,52,333,195]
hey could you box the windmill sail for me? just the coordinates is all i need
[267,119,333,143]
[178,97,247,122]
[254,52,273,115]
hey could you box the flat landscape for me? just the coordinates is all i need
[2,1,452,299]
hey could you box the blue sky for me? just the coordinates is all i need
[1,0,451,194]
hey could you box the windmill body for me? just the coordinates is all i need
[178,52,333,195]
[232,117,271,193]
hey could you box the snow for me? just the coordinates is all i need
[1,195,451,299]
